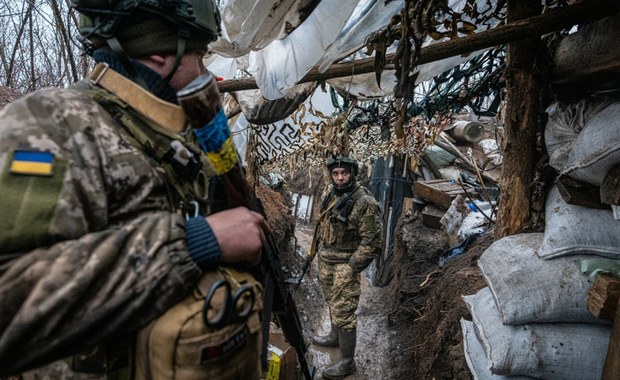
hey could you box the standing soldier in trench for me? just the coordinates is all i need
[0,0,268,378]
[312,155,383,379]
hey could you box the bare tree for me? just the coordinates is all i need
[0,0,88,93]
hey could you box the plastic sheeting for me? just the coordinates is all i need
[209,0,298,57]
[233,82,317,124]
[209,0,499,102]
[247,0,360,99]
[316,0,405,73]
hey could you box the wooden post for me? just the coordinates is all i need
[589,275,620,379]
[495,0,543,238]
[603,303,620,379]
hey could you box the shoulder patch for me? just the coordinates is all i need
[10,150,54,176]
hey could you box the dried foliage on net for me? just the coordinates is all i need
[366,0,570,117]
[259,103,452,181]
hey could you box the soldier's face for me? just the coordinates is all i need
[331,168,351,187]
[169,51,208,90]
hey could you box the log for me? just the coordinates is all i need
[412,179,476,209]
[217,0,620,93]
[495,0,542,239]
[593,274,620,379]
[602,301,620,380]
[556,174,608,209]
[588,274,620,320]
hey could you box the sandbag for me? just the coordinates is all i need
[461,319,535,380]
[562,100,620,186]
[463,287,610,379]
[538,185,620,259]
[479,233,605,325]
[544,98,612,172]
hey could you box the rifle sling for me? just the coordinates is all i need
[309,197,340,259]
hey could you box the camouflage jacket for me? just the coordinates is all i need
[0,85,203,375]
[318,186,383,272]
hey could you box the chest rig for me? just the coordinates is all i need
[320,186,366,224]
[318,187,369,251]
[72,63,217,216]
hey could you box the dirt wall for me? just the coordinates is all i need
[387,213,493,379]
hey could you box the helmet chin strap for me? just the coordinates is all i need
[106,36,149,89]
[106,29,189,97]
[152,29,189,96]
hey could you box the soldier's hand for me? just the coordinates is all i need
[206,207,269,266]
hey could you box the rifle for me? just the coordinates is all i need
[288,176,411,287]
[287,184,363,288]
[177,72,314,380]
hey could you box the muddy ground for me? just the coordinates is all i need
[278,201,493,379]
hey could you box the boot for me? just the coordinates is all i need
[312,323,339,347]
[322,327,356,379]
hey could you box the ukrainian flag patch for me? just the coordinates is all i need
[10,150,54,176]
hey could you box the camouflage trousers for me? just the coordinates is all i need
[318,259,361,330]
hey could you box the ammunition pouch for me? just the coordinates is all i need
[135,267,263,380]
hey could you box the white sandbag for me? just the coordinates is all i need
[562,100,620,186]
[479,233,605,325]
[544,98,612,172]
[461,319,535,380]
[538,185,620,259]
[464,287,610,379]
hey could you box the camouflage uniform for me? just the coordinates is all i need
[317,186,383,329]
[0,72,261,378]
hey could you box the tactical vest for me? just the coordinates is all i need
[71,74,214,218]
[320,186,370,252]
[68,66,264,380]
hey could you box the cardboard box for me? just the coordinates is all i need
[265,325,299,380]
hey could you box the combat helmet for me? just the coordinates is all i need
[71,0,221,93]
[327,155,358,177]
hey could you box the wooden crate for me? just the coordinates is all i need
[413,179,477,209]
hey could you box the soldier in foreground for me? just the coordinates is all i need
[0,1,267,378]
[312,155,383,379]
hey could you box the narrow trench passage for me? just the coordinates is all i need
[291,223,399,380]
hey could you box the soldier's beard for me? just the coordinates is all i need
[333,177,356,195]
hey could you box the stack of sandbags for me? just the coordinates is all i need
[461,95,620,379]
[545,97,620,216]
[462,229,613,379]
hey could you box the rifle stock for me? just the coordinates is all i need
[177,73,314,380]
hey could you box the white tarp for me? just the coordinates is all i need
[208,0,502,114]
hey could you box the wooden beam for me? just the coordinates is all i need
[603,301,620,380]
[217,0,620,93]
[495,0,542,238]
[588,274,620,321]
[591,275,620,380]
[556,175,608,210]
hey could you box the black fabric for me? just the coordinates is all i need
[332,177,356,196]
[92,49,178,104]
